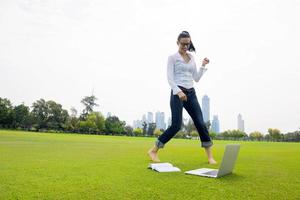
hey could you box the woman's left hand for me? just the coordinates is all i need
[202,57,210,66]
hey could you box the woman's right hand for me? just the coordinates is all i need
[177,91,187,101]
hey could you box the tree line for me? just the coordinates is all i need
[0,96,299,142]
[0,96,131,135]
[152,118,300,142]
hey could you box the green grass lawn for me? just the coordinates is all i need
[0,130,299,200]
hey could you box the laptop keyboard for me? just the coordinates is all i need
[203,170,218,176]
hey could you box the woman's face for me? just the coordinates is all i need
[177,37,191,52]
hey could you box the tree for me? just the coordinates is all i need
[47,100,69,130]
[218,129,247,140]
[0,97,13,128]
[70,107,78,118]
[205,120,211,131]
[65,107,79,132]
[80,95,98,120]
[105,116,126,135]
[268,128,282,141]
[142,121,147,136]
[65,115,79,132]
[133,128,143,136]
[174,130,187,138]
[93,112,105,133]
[124,125,133,136]
[209,132,217,139]
[231,129,247,139]
[64,107,77,132]
[184,118,196,135]
[12,103,30,129]
[283,130,300,142]
[218,130,228,139]
[154,128,162,137]
[147,123,156,136]
[31,99,68,131]
[78,112,105,134]
[31,99,49,130]
[190,130,199,139]
[249,131,263,141]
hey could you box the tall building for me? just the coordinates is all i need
[155,111,166,130]
[133,113,149,129]
[142,114,147,123]
[202,95,210,123]
[133,120,143,129]
[147,112,153,123]
[161,112,166,130]
[211,115,220,133]
[167,117,172,128]
[237,114,245,132]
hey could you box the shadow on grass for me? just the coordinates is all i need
[216,173,246,182]
[190,161,246,182]
[183,173,246,182]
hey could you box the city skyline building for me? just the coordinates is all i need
[211,115,220,133]
[202,95,210,123]
[238,114,245,132]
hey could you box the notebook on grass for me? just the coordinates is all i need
[148,163,181,172]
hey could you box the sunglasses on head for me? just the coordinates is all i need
[179,42,191,47]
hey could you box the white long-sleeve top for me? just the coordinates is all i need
[167,52,208,95]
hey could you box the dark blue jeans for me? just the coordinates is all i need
[156,87,213,148]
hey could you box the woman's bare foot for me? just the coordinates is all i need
[208,158,217,164]
[205,146,217,164]
[147,146,160,162]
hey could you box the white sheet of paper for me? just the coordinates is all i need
[148,163,181,172]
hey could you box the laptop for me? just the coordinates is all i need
[185,144,240,178]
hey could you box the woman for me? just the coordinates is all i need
[147,31,217,164]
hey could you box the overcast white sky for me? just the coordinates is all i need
[1,0,299,134]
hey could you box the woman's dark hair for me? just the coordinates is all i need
[177,31,196,52]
